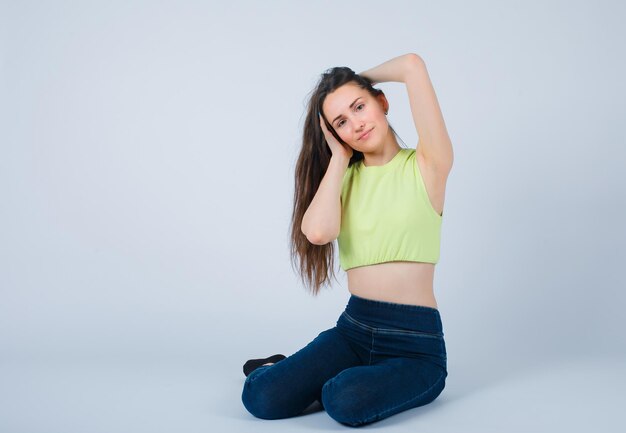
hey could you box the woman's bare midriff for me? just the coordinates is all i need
[347,261,438,309]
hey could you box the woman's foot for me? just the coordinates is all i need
[243,354,287,377]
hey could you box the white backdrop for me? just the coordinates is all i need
[1,1,625,432]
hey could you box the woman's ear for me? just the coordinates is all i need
[376,93,389,114]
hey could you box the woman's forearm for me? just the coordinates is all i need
[301,155,350,245]
[358,53,423,84]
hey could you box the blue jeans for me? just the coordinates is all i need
[241,294,448,427]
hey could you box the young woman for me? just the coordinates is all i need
[241,53,454,427]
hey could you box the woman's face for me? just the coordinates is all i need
[322,82,388,151]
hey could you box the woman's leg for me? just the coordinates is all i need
[321,356,447,427]
[241,326,362,420]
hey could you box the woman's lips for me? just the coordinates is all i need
[358,127,374,140]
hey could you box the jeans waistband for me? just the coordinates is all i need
[344,294,443,334]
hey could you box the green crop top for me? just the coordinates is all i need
[337,148,443,271]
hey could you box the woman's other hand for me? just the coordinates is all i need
[319,114,353,161]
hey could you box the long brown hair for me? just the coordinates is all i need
[289,66,403,296]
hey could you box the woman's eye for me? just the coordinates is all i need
[356,103,364,111]
[337,120,345,128]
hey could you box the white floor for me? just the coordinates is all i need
[1,353,624,433]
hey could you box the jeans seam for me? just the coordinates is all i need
[375,329,443,339]
[342,312,375,365]
[342,311,375,332]
[343,311,443,338]
[334,325,365,366]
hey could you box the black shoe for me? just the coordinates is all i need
[243,354,287,377]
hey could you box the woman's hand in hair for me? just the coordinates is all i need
[319,114,353,161]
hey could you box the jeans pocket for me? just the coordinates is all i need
[372,328,447,363]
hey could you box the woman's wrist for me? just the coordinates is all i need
[358,53,422,84]
[331,153,351,168]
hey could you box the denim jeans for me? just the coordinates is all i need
[241,294,448,427]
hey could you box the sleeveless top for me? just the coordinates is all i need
[337,148,443,271]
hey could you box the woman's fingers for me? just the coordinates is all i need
[319,114,331,136]
[319,114,338,146]
[319,114,352,160]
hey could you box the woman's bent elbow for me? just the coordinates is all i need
[307,231,336,245]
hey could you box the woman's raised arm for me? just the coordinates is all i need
[359,53,453,170]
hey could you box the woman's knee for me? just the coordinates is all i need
[241,369,286,420]
[241,367,310,420]
[320,371,371,427]
[320,365,448,427]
